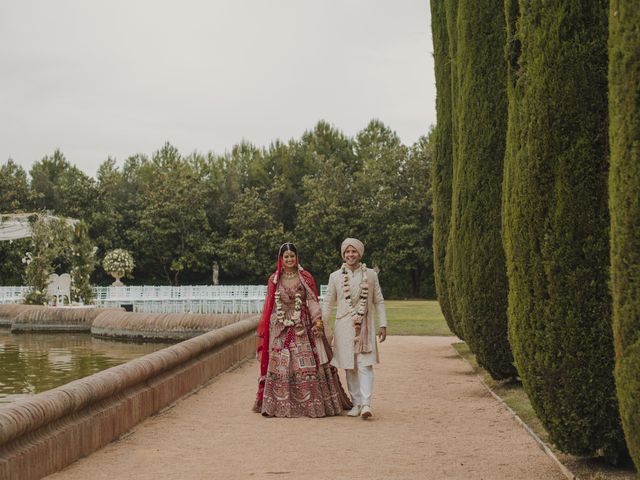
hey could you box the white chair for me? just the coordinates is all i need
[58,273,71,305]
[46,274,59,304]
[45,273,71,305]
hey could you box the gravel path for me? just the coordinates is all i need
[47,336,566,480]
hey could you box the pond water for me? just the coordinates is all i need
[0,328,173,404]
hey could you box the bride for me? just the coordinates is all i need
[253,242,351,417]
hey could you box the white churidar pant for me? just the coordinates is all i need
[345,353,374,406]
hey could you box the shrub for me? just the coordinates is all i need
[430,0,459,337]
[609,0,640,469]
[502,0,627,460]
[445,0,515,379]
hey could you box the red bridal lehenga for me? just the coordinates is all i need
[253,272,351,417]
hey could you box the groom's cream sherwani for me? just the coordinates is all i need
[322,266,387,369]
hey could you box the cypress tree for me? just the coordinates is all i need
[609,0,640,469]
[502,0,627,460]
[446,0,515,379]
[430,0,459,337]
[443,0,464,339]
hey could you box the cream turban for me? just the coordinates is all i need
[341,238,365,258]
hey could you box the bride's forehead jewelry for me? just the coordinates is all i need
[279,242,297,256]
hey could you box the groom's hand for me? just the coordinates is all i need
[312,320,324,337]
[378,327,387,342]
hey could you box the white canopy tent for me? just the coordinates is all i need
[0,213,79,241]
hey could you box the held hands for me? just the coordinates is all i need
[378,326,387,343]
[312,319,324,337]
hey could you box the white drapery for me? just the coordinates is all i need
[0,214,79,241]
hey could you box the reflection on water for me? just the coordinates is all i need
[0,328,173,404]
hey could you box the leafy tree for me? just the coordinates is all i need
[0,160,33,283]
[200,152,242,236]
[299,121,359,174]
[23,216,56,305]
[261,140,312,231]
[87,154,150,285]
[30,150,97,221]
[0,122,436,298]
[353,120,434,297]
[131,143,211,285]
[0,160,33,212]
[295,154,354,283]
[0,238,30,285]
[219,187,285,283]
[386,135,434,298]
[91,159,126,269]
[69,221,96,303]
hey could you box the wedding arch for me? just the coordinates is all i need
[0,213,95,304]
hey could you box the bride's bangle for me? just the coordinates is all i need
[313,320,324,329]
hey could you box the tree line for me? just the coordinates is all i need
[431,0,639,469]
[0,120,434,298]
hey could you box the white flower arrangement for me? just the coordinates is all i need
[103,249,135,277]
[21,252,33,265]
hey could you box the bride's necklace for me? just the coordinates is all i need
[282,270,297,279]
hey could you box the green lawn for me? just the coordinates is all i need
[385,300,453,336]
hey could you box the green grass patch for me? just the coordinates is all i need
[385,300,453,336]
[452,342,637,480]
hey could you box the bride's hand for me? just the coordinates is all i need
[312,320,324,336]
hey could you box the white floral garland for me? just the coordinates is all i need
[274,290,302,327]
[342,262,368,327]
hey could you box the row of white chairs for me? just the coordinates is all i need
[93,285,269,314]
[0,284,329,314]
[103,298,265,314]
[93,285,268,301]
[0,286,30,304]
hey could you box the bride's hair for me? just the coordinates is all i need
[278,242,297,257]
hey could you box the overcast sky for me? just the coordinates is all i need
[0,0,435,178]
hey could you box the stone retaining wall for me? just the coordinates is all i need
[0,316,259,480]
[91,311,253,341]
[11,307,123,333]
[0,305,40,327]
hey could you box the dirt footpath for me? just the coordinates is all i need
[47,337,566,480]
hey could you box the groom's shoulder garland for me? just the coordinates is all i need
[341,263,369,326]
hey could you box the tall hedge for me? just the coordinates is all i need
[502,0,627,460]
[446,0,515,379]
[430,0,459,337]
[444,0,463,339]
[609,0,640,469]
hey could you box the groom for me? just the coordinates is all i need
[322,238,387,419]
